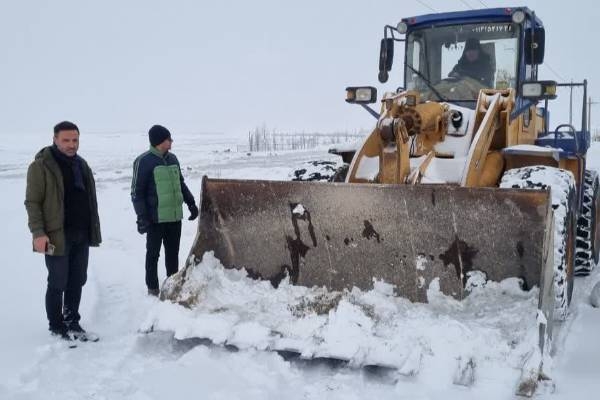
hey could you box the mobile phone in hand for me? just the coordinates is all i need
[45,242,56,255]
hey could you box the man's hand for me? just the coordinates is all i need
[136,218,150,234]
[188,203,199,221]
[33,235,49,253]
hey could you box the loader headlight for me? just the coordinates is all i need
[521,81,557,100]
[346,86,378,104]
[396,21,408,34]
[511,10,526,24]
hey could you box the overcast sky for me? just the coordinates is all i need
[0,0,597,137]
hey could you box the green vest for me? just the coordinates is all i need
[152,148,184,223]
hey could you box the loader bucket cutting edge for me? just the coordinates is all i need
[189,177,553,304]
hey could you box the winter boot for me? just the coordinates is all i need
[50,325,77,348]
[67,322,99,342]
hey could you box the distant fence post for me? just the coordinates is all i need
[242,127,367,152]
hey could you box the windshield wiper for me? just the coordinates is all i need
[405,63,447,102]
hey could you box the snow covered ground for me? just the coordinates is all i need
[1,131,599,399]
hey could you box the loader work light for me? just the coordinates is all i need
[511,10,526,24]
[521,81,557,100]
[346,87,377,104]
[396,21,408,34]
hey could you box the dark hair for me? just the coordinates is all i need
[53,121,79,136]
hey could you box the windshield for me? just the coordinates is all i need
[405,22,520,104]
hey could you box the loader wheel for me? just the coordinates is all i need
[575,170,600,275]
[291,160,339,182]
[500,166,576,320]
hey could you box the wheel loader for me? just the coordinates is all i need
[158,7,600,396]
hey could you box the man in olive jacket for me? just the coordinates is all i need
[131,125,198,296]
[25,121,101,342]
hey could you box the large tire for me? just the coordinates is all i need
[575,170,600,275]
[290,160,339,182]
[500,166,576,321]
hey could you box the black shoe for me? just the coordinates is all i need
[50,327,77,347]
[148,288,160,297]
[66,322,100,342]
[66,322,86,333]
[50,328,73,339]
[66,322,96,342]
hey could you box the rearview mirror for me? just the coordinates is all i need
[524,27,545,65]
[378,38,394,83]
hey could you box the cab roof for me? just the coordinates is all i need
[401,7,543,30]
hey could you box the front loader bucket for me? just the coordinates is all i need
[189,177,554,304]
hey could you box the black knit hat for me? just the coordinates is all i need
[148,125,172,146]
[464,38,481,51]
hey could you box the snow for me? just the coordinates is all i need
[354,154,379,181]
[292,204,306,216]
[505,144,562,154]
[409,156,467,183]
[2,132,600,399]
[289,157,345,182]
[153,252,543,379]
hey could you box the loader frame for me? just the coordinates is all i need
[162,6,594,398]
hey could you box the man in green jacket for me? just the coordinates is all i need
[131,125,198,296]
[25,121,102,343]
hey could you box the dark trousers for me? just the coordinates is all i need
[145,221,182,290]
[44,229,89,332]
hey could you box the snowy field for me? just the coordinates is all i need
[1,131,599,399]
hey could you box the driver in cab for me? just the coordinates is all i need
[448,38,494,88]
